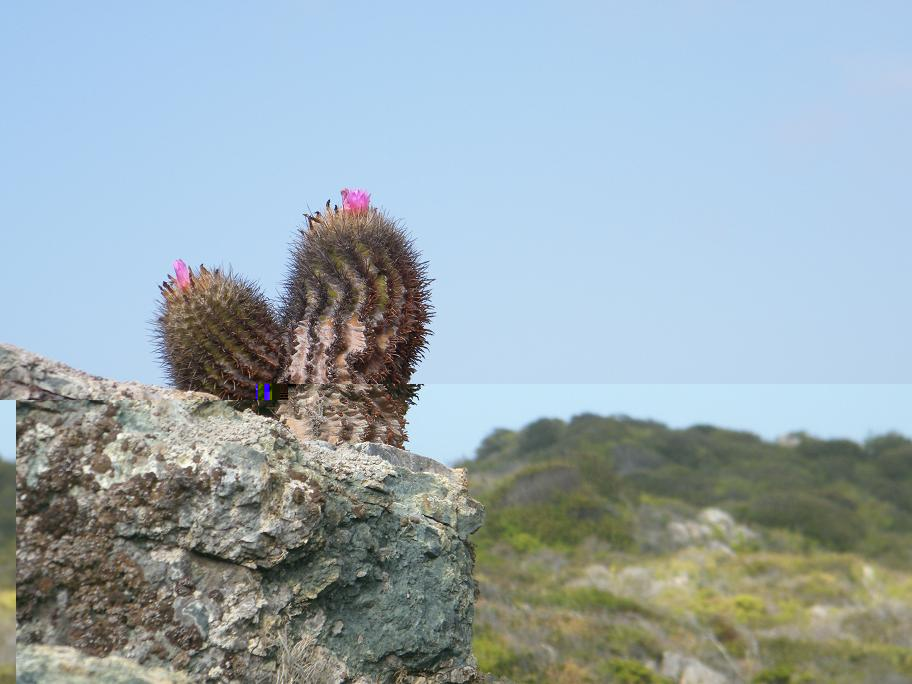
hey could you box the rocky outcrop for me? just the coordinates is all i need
[636,504,758,555]
[10,345,484,683]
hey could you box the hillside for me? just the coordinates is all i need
[0,458,12,683]
[460,415,912,684]
[0,459,12,585]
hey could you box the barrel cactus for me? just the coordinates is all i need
[156,263,285,399]
[154,189,432,447]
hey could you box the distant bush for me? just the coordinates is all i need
[476,428,517,461]
[0,461,12,550]
[600,658,672,684]
[517,418,566,453]
[743,493,865,550]
[481,489,634,550]
[473,625,532,681]
[627,465,715,503]
[761,637,912,681]
[506,531,542,553]
[538,586,651,616]
[0,461,11,590]
[497,463,583,507]
[871,441,912,480]
[753,665,811,684]
[732,593,766,624]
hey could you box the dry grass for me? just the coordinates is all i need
[274,628,344,684]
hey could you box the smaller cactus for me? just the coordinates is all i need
[155,262,285,399]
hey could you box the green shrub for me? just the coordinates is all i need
[518,418,566,453]
[743,492,865,550]
[539,586,651,615]
[600,658,672,684]
[481,486,634,551]
[476,428,518,461]
[753,665,811,684]
[506,531,542,553]
[473,626,523,677]
[732,593,766,622]
[601,625,665,662]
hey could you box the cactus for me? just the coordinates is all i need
[155,263,285,399]
[281,200,432,389]
[277,383,410,447]
[154,190,432,448]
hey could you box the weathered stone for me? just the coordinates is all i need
[0,343,216,401]
[636,501,758,555]
[17,644,192,683]
[10,346,485,683]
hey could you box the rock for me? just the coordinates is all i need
[0,343,216,401]
[639,503,758,555]
[10,345,485,683]
[17,644,192,683]
[696,508,736,533]
[660,651,731,684]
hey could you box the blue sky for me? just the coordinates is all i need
[2,3,911,461]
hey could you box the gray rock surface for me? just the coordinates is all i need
[0,342,216,401]
[11,346,485,683]
[17,644,192,683]
[636,502,758,555]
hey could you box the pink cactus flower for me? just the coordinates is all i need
[173,259,191,290]
[341,188,371,213]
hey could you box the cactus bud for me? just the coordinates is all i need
[172,259,191,290]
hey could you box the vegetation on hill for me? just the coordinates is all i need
[0,459,12,587]
[461,415,912,683]
[465,415,912,566]
[0,458,12,684]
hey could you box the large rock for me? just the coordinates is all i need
[10,345,485,683]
